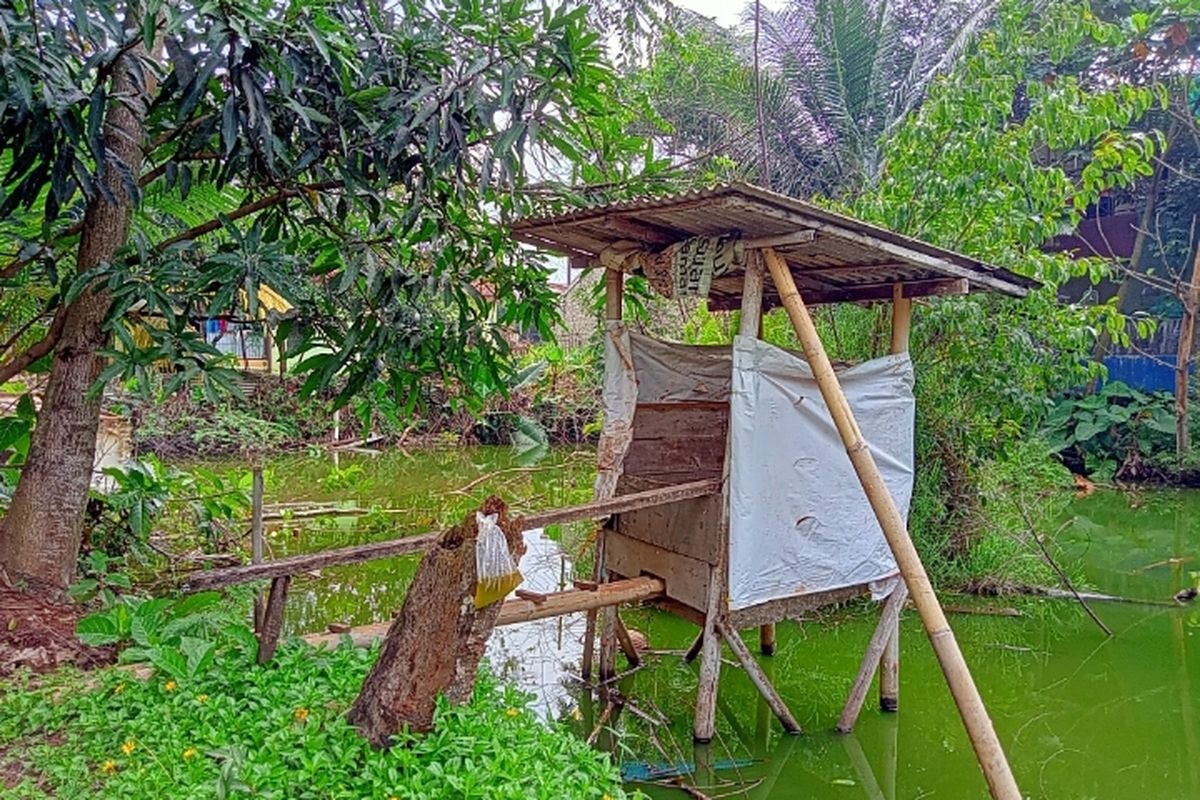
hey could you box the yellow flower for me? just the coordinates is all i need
[182,747,198,761]
[121,739,136,756]
[164,680,177,693]
[294,707,310,722]
[505,707,519,718]
[113,683,125,695]
[196,694,208,704]
[100,759,117,775]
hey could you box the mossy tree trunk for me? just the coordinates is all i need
[348,497,525,747]
[0,13,150,593]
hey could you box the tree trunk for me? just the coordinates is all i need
[348,497,525,747]
[0,22,149,593]
[1092,160,1165,367]
[1176,247,1200,464]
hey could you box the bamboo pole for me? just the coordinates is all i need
[881,283,910,710]
[693,562,724,742]
[889,283,912,357]
[762,248,1021,800]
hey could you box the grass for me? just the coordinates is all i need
[0,641,635,800]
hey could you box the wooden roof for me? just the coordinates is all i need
[512,183,1037,308]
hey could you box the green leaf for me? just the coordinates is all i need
[76,613,120,646]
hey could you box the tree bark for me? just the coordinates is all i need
[0,20,150,593]
[1176,246,1200,464]
[348,497,525,747]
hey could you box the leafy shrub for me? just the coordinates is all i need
[84,457,250,561]
[1044,381,1178,480]
[75,591,257,682]
[0,643,635,800]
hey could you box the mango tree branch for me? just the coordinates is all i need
[152,180,343,252]
[0,177,343,280]
[0,306,67,385]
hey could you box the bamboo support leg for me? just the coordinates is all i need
[693,564,724,743]
[880,625,900,712]
[582,527,608,682]
[581,609,598,681]
[257,575,291,664]
[764,248,1021,800]
[759,622,776,656]
[614,612,641,667]
[599,604,618,682]
[836,583,908,733]
[717,619,801,734]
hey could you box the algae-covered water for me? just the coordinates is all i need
[233,448,1199,799]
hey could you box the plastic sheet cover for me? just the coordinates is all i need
[728,336,911,610]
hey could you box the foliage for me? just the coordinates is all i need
[0,644,635,800]
[635,0,1001,197]
[0,0,659,407]
[1045,381,1180,479]
[83,457,250,560]
[0,393,36,500]
[75,591,257,682]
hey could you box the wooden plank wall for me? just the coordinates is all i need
[606,400,729,614]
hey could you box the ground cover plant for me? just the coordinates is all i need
[0,639,633,800]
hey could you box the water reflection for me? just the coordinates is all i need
[487,528,585,718]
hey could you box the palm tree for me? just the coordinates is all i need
[643,0,998,198]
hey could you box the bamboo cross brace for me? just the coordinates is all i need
[716,619,801,734]
[761,247,1021,800]
[836,582,909,733]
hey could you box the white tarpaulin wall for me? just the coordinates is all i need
[728,336,911,610]
[596,324,912,611]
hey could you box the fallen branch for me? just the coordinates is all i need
[1018,508,1113,637]
[1024,586,1175,608]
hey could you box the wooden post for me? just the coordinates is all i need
[759,622,777,657]
[613,612,641,667]
[257,575,291,664]
[693,563,724,742]
[593,267,625,683]
[716,619,801,734]
[251,466,265,633]
[264,320,275,375]
[332,408,341,443]
[762,248,1021,800]
[836,583,908,733]
[739,253,777,657]
[890,283,912,356]
[881,282,910,710]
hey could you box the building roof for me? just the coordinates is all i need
[512,183,1038,308]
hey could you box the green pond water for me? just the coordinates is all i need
[231,447,1199,800]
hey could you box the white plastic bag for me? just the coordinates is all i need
[474,512,521,609]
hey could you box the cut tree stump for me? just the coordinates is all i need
[348,497,525,746]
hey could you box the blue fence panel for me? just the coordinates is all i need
[1101,354,1185,394]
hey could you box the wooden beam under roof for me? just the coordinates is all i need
[707,277,969,310]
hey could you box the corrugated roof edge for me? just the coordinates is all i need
[511,182,1040,296]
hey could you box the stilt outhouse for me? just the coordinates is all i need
[512,183,1035,800]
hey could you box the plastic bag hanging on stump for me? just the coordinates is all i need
[474,511,522,608]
